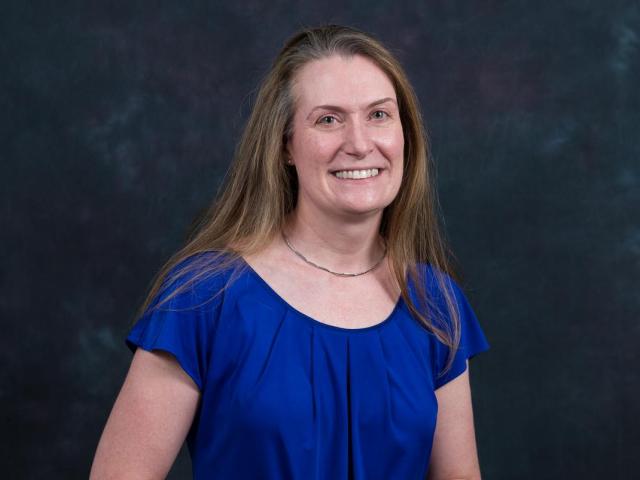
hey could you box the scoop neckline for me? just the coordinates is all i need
[240,258,403,333]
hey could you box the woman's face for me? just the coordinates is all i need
[286,54,404,220]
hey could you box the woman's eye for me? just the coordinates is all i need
[317,115,337,125]
[371,110,389,120]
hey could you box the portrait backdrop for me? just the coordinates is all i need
[1,1,638,478]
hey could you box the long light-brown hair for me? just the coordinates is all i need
[134,24,463,378]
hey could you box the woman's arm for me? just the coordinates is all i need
[426,361,482,480]
[89,348,201,480]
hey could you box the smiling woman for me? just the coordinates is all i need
[90,24,490,480]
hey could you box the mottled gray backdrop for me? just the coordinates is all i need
[2,1,639,478]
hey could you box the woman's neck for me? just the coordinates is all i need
[283,204,385,274]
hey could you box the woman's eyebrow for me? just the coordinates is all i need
[306,97,397,119]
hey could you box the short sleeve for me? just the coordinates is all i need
[125,257,224,391]
[431,274,490,390]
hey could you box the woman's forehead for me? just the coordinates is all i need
[291,54,397,113]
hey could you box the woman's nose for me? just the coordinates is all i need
[343,119,374,158]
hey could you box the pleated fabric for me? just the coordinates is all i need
[125,253,489,479]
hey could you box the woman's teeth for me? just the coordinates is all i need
[333,168,380,179]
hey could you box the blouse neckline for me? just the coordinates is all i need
[239,258,403,334]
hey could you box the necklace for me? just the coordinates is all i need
[281,231,387,277]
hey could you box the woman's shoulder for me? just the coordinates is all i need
[413,261,456,290]
[409,261,469,317]
[169,250,240,276]
[153,250,244,310]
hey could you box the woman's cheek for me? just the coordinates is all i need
[378,132,404,160]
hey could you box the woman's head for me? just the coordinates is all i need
[141,25,462,377]
[286,53,404,219]
[233,24,430,233]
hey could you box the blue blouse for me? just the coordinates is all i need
[125,253,490,479]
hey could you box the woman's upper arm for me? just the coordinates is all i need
[427,361,482,480]
[90,348,201,480]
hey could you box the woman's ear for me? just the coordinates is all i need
[283,142,294,165]
[282,134,293,165]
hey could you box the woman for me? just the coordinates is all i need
[91,24,490,479]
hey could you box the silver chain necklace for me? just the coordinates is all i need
[281,231,387,277]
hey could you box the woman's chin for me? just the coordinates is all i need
[333,201,388,218]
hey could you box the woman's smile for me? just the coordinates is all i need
[331,167,382,180]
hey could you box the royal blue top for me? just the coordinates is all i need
[125,253,490,479]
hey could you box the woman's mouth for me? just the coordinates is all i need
[331,168,381,179]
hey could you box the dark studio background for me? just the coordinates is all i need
[1,1,638,478]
